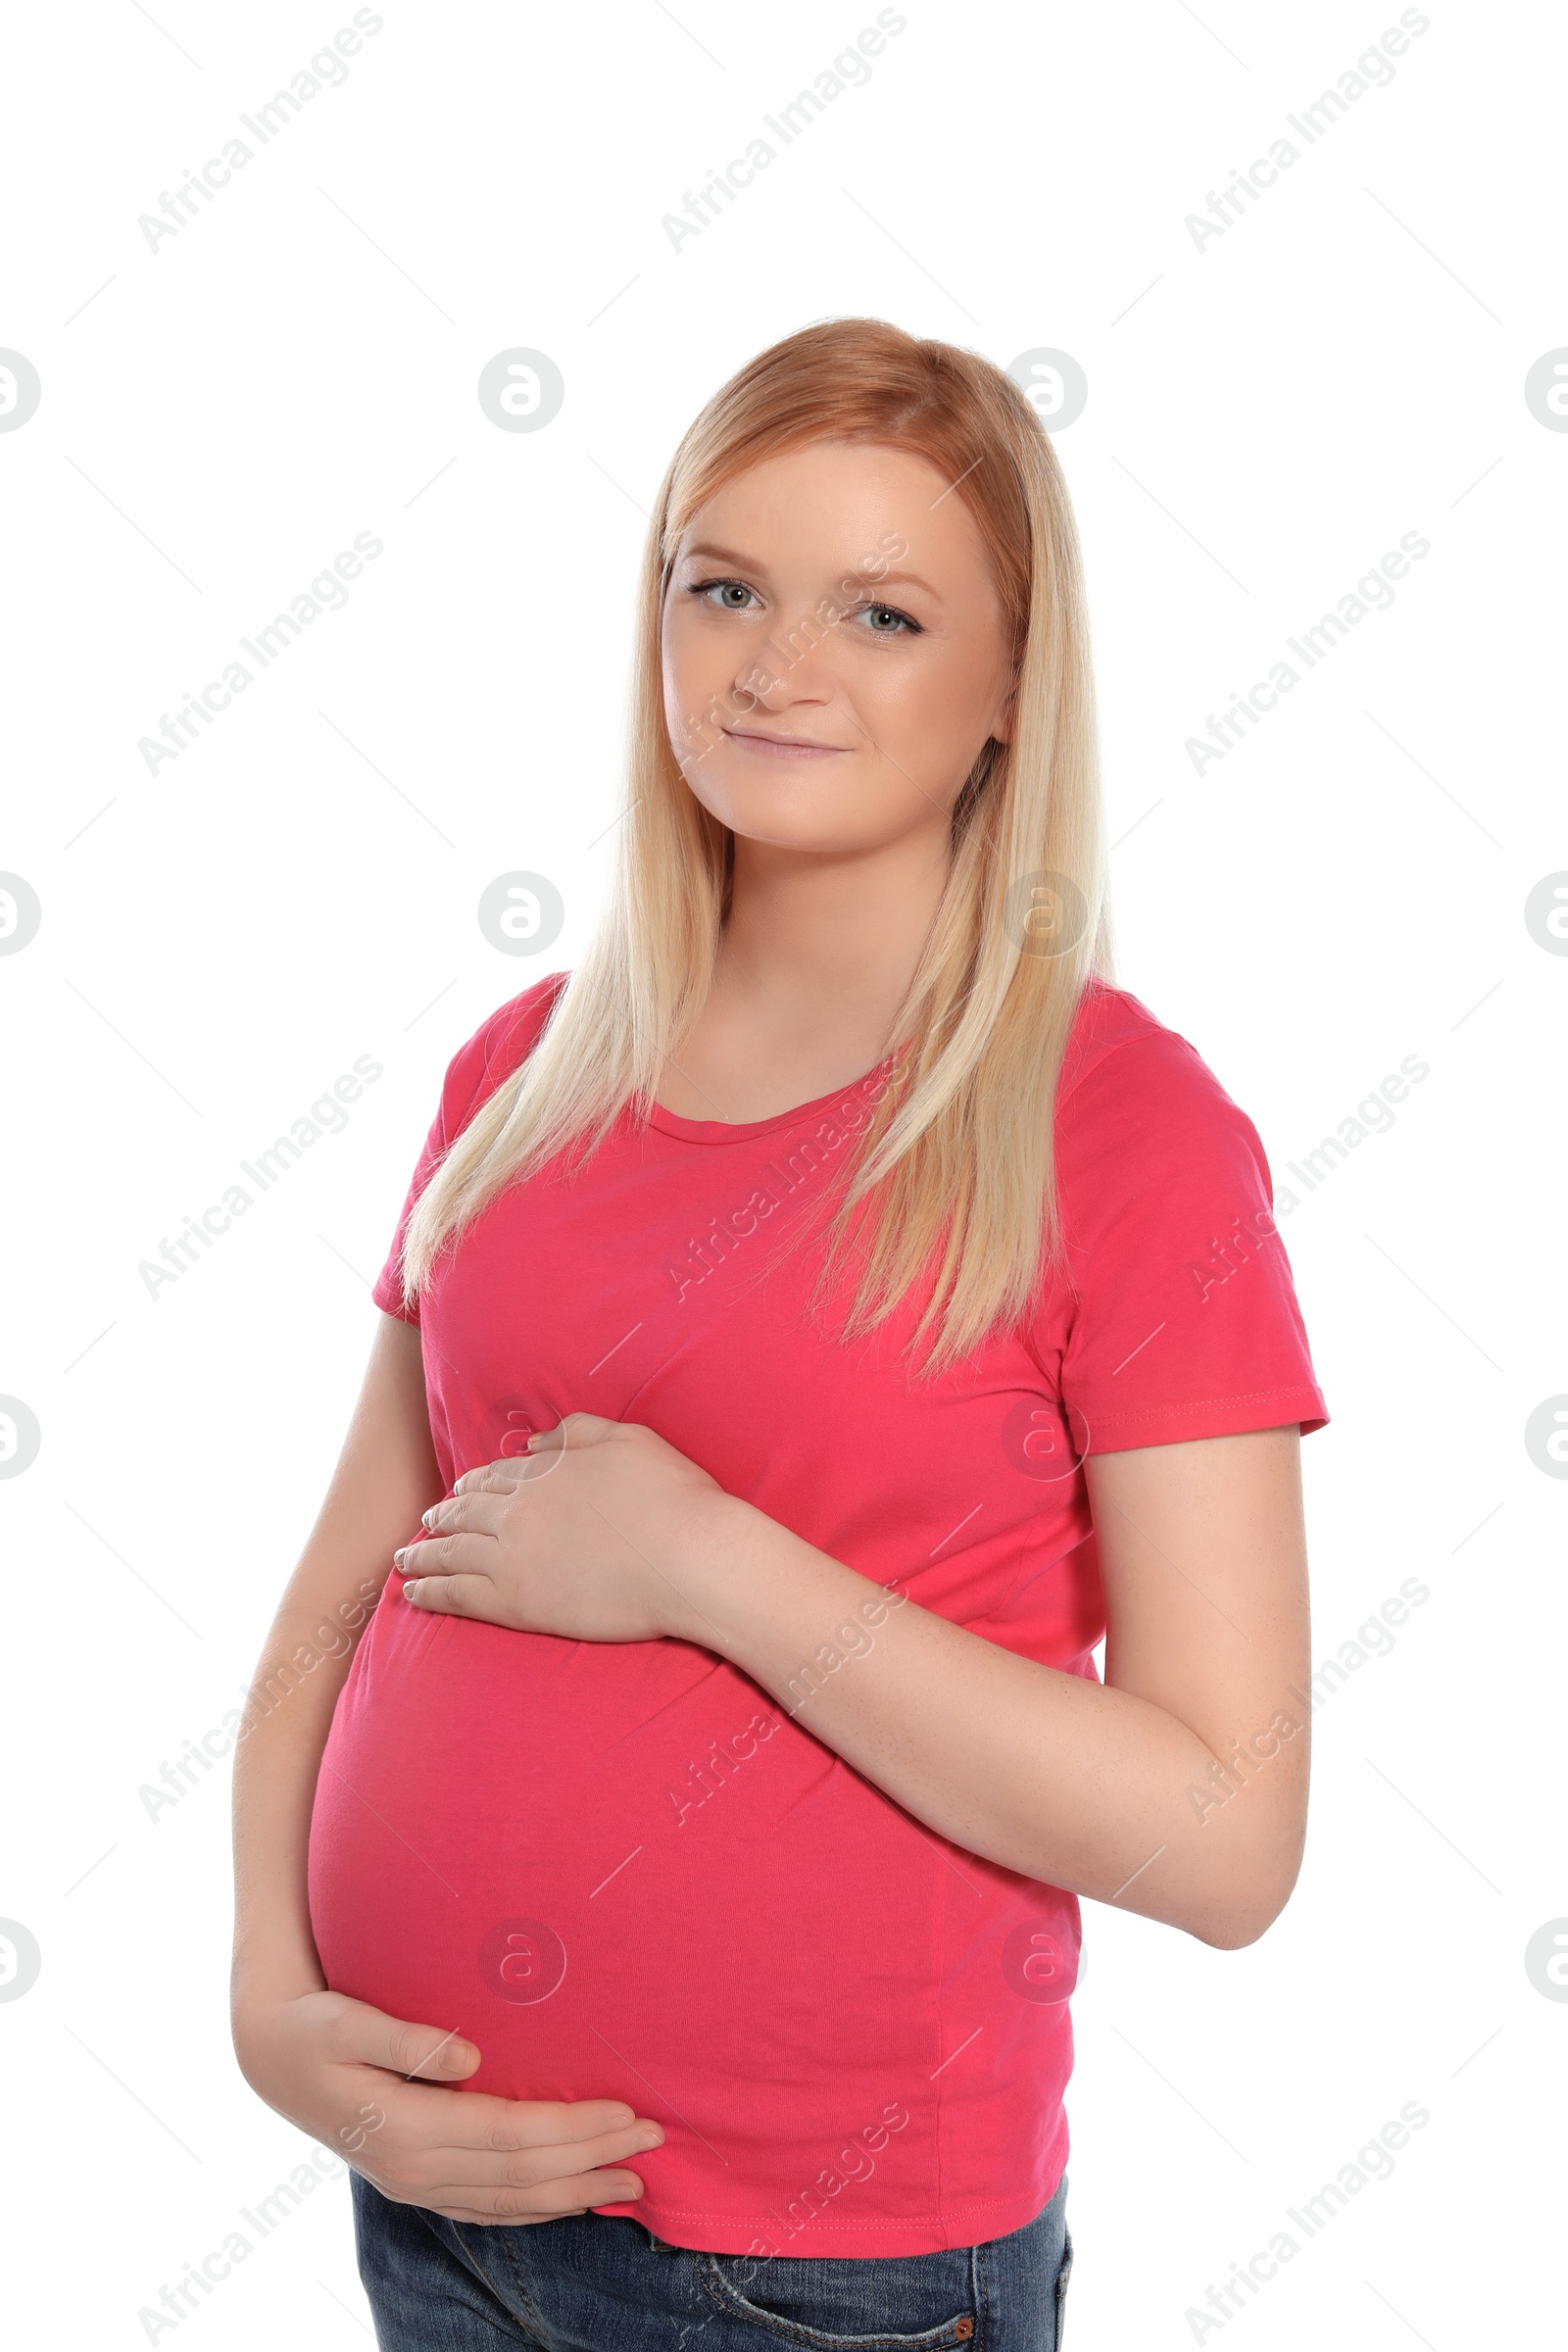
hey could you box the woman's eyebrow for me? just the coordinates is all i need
[677,540,767,572]
[864,568,941,600]
[677,542,942,601]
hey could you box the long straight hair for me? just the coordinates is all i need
[398,318,1114,1375]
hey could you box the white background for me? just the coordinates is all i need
[1,1,1564,2344]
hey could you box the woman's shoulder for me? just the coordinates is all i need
[1054,976,1270,1203]
[1058,975,1233,1118]
[1043,978,1326,1442]
[436,969,570,1135]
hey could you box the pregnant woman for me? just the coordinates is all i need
[231,318,1327,2351]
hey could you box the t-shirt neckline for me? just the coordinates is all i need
[641,1050,899,1146]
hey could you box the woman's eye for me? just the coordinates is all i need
[852,603,919,635]
[692,578,759,612]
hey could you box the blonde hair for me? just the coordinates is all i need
[399,318,1114,1374]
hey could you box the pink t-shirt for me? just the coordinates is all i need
[308,972,1327,2257]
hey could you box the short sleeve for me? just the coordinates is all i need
[369,974,568,1325]
[1045,1018,1328,1454]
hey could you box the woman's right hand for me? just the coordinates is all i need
[233,1985,665,2225]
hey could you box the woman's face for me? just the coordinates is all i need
[662,439,1015,858]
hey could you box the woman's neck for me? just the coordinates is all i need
[653,826,949,1124]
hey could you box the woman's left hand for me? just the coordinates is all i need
[396,1414,732,1645]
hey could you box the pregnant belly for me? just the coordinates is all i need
[308,1587,1084,2249]
[309,1589,934,2131]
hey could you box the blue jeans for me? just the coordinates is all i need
[351,2171,1073,2352]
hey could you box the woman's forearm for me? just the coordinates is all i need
[669,1494,1301,1948]
[405,1413,1310,1947]
[231,1601,369,2002]
[231,1315,444,2015]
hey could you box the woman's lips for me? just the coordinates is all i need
[722,728,848,761]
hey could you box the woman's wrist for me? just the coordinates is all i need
[658,1490,781,1654]
[230,1935,327,2017]
[658,1490,873,1689]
